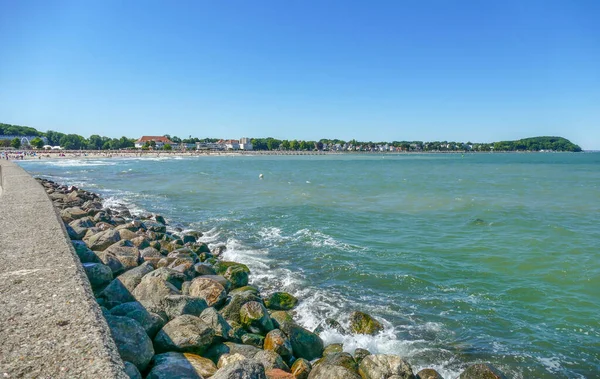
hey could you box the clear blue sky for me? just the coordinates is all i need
[1,0,599,148]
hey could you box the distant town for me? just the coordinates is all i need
[0,122,583,152]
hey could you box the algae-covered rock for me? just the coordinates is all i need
[230,285,260,295]
[417,368,444,379]
[459,364,506,379]
[188,276,228,307]
[214,261,250,275]
[291,358,312,379]
[224,265,250,288]
[323,343,343,356]
[353,348,371,365]
[314,318,347,336]
[153,314,215,354]
[264,329,293,360]
[358,354,415,379]
[309,352,360,379]
[265,292,298,311]
[106,315,154,372]
[240,301,275,334]
[279,322,324,361]
[147,352,217,379]
[242,333,265,348]
[349,311,384,335]
[220,292,263,324]
[270,311,294,328]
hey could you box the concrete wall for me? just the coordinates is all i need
[0,160,127,378]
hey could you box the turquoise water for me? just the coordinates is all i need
[20,153,600,378]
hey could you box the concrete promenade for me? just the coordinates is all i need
[0,160,126,378]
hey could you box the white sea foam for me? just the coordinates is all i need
[44,159,117,167]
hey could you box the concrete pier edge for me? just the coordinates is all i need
[0,160,127,378]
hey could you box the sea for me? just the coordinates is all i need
[19,152,600,378]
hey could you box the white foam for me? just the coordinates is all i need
[44,159,117,167]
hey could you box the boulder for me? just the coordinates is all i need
[83,263,113,289]
[140,247,163,266]
[358,354,415,379]
[60,206,88,223]
[349,311,384,335]
[353,348,371,365]
[100,262,154,307]
[265,292,298,311]
[240,301,275,334]
[254,349,289,371]
[188,277,228,307]
[309,352,360,379]
[147,352,217,379]
[218,353,248,369]
[123,361,142,379]
[169,260,196,281]
[416,368,444,379]
[145,267,187,290]
[211,359,267,379]
[106,315,154,372]
[131,236,151,250]
[241,333,265,348]
[270,311,294,328]
[195,262,217,276]
[87,229,121,251]
[291,358,312,379]
[224,265,249,288]
[72,240,100,263]
[160,295,208,320]
[214,261,250,275]
[105,240,141,271]
[459,364,506,379]
[230,285,260,296]
[154,215,167,225]
[323,343,343,356]
[182,234,197,244]
[132,275,181,307]
[204,342,262,365]
[264,329,293,360]
[154,314,215,354]
[314,318,347,336]
[200,307,233,341]
[118,228,138,241]
[266,368,295,379]
[110,301,167,338]
[69,217,96,239]
[279,322,323,361]
[94,251,125,276]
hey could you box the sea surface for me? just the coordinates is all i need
[19,153,600,378]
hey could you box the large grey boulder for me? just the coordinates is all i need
[200,307,233,341]
[309,352,360,379]
[123,361,142,379]
[220,292,263,324]
[95,250,125,276]
[349,311,384,335]
[110,301,167,338]
[264,329,293,360]
[211,359,267,379]
[105,240,141,271]
[100,262,154,307]
[416,368,444,379]
[459,364,506,379]
[69,217,96,239]
[358,354,415,379]
[204,342,262,365]
[87,229,121,251]
[83,263,113,289]
[279,322,323,361]
[253,349,289,371]
[147,352,218,379]
[72,240,100,263]
[188,277,228,307]
[133,274,181,307]
[140,246,163,266]
[160,294,208,320]
[106,315,154,372]
[60,206,88,223]
[154,314,215,354]
[146,267,187,289]
[240,301,274,334]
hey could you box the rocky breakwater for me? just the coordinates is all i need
[40,177,508,379]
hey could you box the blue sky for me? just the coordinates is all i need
[1,0,599,148]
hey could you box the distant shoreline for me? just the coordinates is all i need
[1,149,588,161]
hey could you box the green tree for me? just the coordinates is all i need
[163,144,172,150]
[10,137,21,149]
[30,137,44,149]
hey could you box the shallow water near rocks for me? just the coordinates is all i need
[20,153,600,378]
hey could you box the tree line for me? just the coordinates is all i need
[0,122,582,152]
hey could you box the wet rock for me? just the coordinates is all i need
[230,285,260,296]
[110,301,167,338]
[154,214,167,225]
[188,277,228,307]
[214,261,250,275]
[242,333,265,348]
[314,318,347,336]
[358,354,415,379]
[291,358,312,379]
[83,263,113,289]
[270,311,294,328]
[87,229,121,251]
[349,311,384,335]
[254,349,290,371]
[416,368,444,379]
[279,322,323,361]
[353,348,371,365]
[147,352,217,379]
[240,301,275,334]
[160,295,208,320]
[323,343,343,356]
[145,267,187,290]
[224,265,250,288]
[182,234,197,244]
[459,364,506,379]
[265,292,298,311]
[200,307,233,341]
[106,315,154,372]
[211,359,267,379]
[195,262,217,276]
[264,329,293,360]
[123,361,142,379]
[154,314,215,354]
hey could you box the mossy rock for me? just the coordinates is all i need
[214,261,250,275]
[459,364,506,379]
[230,285,260,296]
[323,343,343,356]
[349,311,383,335]
[265,292,298,311]
[224,265,249,288]
[270,311,294,328]
[241,333,265,348]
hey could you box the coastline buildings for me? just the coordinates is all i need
[135,136,174,149]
